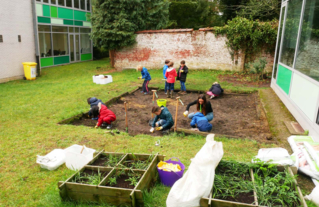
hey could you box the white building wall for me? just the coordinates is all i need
[0,0,36,83]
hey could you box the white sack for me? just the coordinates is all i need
[166,134,224,207]
[305,186,319,206]
[36,149,65,171]
[253,148,294,165]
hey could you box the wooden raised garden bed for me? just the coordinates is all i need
[58,151,164,207]
[200,160,307,207]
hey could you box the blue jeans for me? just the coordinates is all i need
[167,83,174,90]
[188,112,214,122]
[156,119,166,127]
[164,81,168,93]
[180,81,186,91]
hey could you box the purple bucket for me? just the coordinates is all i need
[157,157,185,187]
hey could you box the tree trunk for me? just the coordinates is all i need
[109,50,115,68]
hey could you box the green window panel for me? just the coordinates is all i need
[276,64,292,95]
[86,12,91,22]
[74,21,83,26]
[74,10,86,21]
[50,6,58,18]
[40,58,54,67]
[63,20,74,25]
[43,5,50,17]
[81,53,92,61]
[38,17,51,24]
[58,7,73,19]
[36,4,43,16]
[54,56,70,65]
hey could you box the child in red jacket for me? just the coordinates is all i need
[91,102,116,129]
[165,62,177,98]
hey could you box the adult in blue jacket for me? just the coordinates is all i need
[137,65,151,94]
[190,112,212,132]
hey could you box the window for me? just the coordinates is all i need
[80,28,91,33]
[81,0,85,10]
[66,0,72,7]
[52,33,68,56]
[295,0,319,81]
[51,0,56,4]
[69,27,74,33]
[52,26,68,32]
[273,7,286,78]
[279,0,302,67]
[18,35,21,42]
[36,0,40,2]
[38,25,51,32]
[0,35,3,43]
[81,33,91,54]
[43,0,49,3]
[87,0,91,11]
[74,0,79,8]
[58,0,65,6]
[39,33,52,57]
[75,27,79,33]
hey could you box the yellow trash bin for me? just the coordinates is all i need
[22,62,37,80]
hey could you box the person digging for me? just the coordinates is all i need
[150,106,174,134]
[91,102,116,130]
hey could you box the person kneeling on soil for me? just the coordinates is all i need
[87,97,105,119]
[190,112,212,132]
[150,106,174,134]
[207,82,224,99]
[184,94,214,122]
[91,102,116,130]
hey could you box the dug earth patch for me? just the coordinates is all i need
[61,88,272,142]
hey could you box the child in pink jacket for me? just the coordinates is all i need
[165,62,177,98]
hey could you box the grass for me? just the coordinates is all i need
[0,58,277,206]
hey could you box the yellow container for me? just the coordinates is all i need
[22,62,37,80]
[157,99,167,107]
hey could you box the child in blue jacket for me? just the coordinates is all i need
[190,112,212,132]
[137,65,151,94]
[163,60,170,94]
[87,97,105,119]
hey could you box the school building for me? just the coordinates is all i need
[271,0,319,139]
[0,0,93,83]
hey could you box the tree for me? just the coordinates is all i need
[237,0,281,21]
[218,0,248,24]
[90,0,169,51]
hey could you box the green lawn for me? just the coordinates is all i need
[0,58,279,206]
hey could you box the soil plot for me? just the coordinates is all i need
[71,169,109,185]
[69,90,271,141]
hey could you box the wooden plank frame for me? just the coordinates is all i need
[58,152,165,207]
[199,166,307,207]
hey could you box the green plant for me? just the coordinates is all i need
[125,173,141,186]
[245,58,267,80]
[104,154,123,167]
[72,169,104,185]
[108,177,117,186]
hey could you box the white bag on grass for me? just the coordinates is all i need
[252,148,294,165]
[166,134,223,207]
[64,145,96,171]
[36,149,66,171]
[305,186,319,206]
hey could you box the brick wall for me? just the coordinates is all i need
[114,29,274,72]
[0,0,36,83]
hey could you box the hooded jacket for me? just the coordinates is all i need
[176,65,188,82]
[141,67,151,81]
[190,112,212,132]
[152,107,174,129]
[165,67,177,84]
[89,97,105,108]
[97,102,116,127]
[209,84,224,96]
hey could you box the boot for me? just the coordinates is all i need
[170,90,174,99]
[167,91,170,98]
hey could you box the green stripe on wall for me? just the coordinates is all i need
[43,5,50,17]
[86,12,91,22]
[54,56,70,65]
[74,21,83,26]
[40,57,54,67]
[37,17,51,24]
[50,6,58,18]
[58,7,73,19]
[276,64,292,95]
[81,53,92,61]
[63,19,74,25]
[74,10,87,21]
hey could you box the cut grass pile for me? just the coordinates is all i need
[0,58,290,207]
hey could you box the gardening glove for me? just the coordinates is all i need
[183,111,188,117]
[156,126,163,131]
[150,127,155,133]
[95,125,99,129]
[138,76,142,79]
[181,70,184,73]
